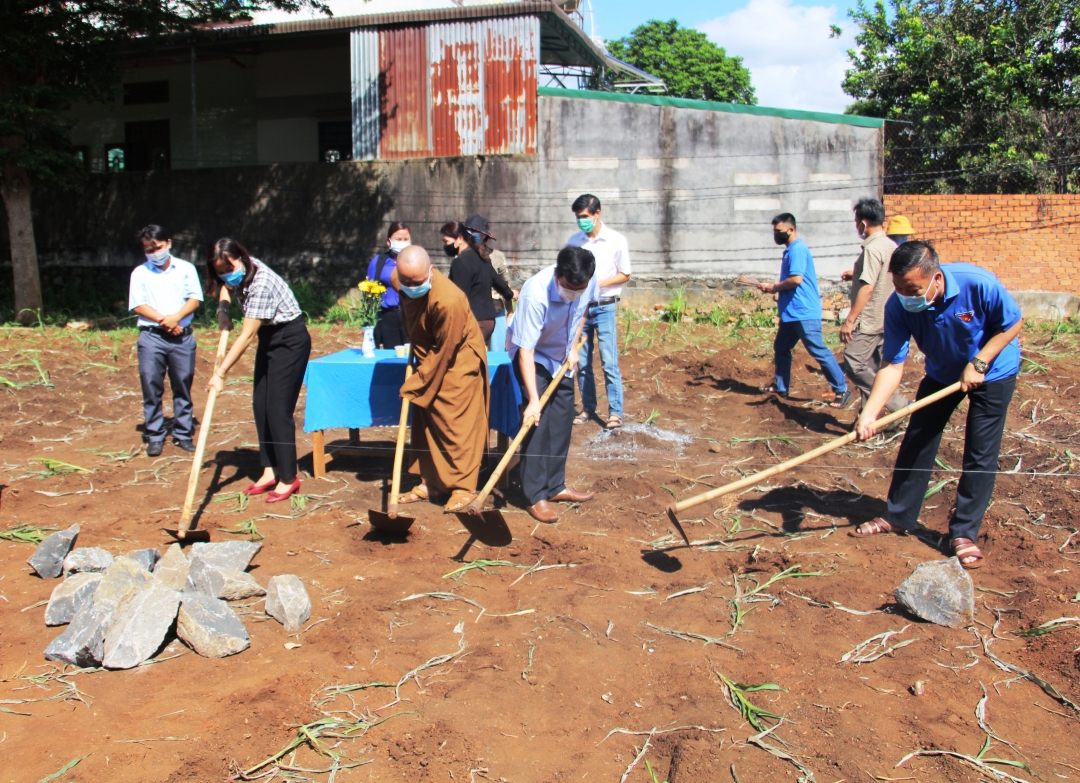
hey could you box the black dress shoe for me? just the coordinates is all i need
[173,439,196,453]
[146,441,164,457]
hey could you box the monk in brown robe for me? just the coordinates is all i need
[393,245,490,512]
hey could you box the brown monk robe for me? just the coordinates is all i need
[393,246,490,512]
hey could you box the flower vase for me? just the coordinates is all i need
[361,326,376,358]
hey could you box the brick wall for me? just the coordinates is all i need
[883,194,1080,294]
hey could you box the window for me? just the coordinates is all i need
[123,81,170,106]
[124,120,171,171]
[105,145,125,173]
[318,121,352,163]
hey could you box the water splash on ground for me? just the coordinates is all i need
[578,422,692,461]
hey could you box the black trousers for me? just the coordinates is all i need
[374,307,408,348]
[887,373,1016,542]
[253,317,311,483]
[514,359,576,506]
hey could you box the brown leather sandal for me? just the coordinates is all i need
[952,538,984,569]
[398,484,429,504]
[849,517,901,537]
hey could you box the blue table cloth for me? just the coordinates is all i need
[303,348,522,436]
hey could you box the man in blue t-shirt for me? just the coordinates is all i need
[851,241,1023,570]
[757,213,849,406]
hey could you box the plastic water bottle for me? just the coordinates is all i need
[361,326,375,358]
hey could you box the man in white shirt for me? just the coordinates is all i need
[128,225,203,457]
[567,194,631,430]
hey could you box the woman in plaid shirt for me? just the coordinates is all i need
[206,238,311,503]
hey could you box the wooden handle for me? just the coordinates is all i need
[388,362,413,516]
[669,381,963,516]
[468,335,586,512]
[178,330,230,534]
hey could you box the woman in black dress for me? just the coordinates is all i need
[442,215,514,343]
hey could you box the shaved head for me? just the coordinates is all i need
[397,245,432,286]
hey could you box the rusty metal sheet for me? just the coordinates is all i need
[378,26,432,158]
[427,17,539,157]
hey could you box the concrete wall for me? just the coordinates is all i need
[8,92,882,305]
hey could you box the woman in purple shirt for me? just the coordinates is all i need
[366,222,411,348]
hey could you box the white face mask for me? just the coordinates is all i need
[389,240,411,255]
[146,248,170,267]
[557,283,584,302]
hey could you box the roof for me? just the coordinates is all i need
[538,87,886,129]
[146,1,605,67]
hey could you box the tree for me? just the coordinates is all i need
[605,20,756,104]
[842,0,1080,194]
[0,0,325,324]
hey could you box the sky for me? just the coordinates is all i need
[589,0,857,114]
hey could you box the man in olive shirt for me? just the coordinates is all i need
[840,199,909,414]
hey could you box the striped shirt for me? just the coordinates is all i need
[239,260,301,324]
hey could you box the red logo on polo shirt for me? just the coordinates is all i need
[956,311,975,322]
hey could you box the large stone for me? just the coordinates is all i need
[189,541,262,571]
[177,592,250,658]
[126,548,161,572]
[101,585,181,669]
[44,600,109,667]
[265,574,311,632]
[95,556,154,614]
[152,544,190,590]
[188,557,265,600]
[27,524,80,578]
[894,557,975,628]
[44,572,103,626]
[62,547,114,576]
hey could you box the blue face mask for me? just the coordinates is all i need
[577,217,595,233]
[897,276,938,313]
[146,248,170,267]
[401,271,432,299]
[219,269,245,288]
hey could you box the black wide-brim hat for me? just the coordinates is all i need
[463,213,496,241]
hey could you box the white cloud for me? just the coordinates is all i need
[698,0,855,114]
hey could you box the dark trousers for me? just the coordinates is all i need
[477,318,495,343]
[887,373,1016,542]
[137,329,197,442]
[253,317,311,483]
[374,307,408,349]
[514,360,576,505]
[773,319,848,395]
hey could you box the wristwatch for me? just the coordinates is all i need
[971,357,988,374]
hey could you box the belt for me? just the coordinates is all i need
[140,325,192,337]
[587,296,620,307]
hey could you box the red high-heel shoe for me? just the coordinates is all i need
[266,479,301,503]
[243,479,277,496]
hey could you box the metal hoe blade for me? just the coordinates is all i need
[368,508,415,535]
[456,505,513,547]
[666,507,691,547]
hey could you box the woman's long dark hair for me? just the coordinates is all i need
[386,221,410,241]
[440,220,489,262]
[205,237,256,298]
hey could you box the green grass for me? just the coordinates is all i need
[662,287,689,324]
[0,523,57,544]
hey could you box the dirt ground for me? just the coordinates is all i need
[1,319,1078,783]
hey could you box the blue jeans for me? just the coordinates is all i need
[773,319,847,395]
[577,302,624,418]
[137,329,197,442]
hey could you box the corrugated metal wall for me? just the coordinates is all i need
[350,29,380,160]
[350,16,538,159]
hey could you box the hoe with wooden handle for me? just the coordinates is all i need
[165,329,231,542]
[368,360,416,534]
[456,336,588,546]
[665,382,964,546]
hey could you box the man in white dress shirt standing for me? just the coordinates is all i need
[567,193,631,430]
[128,225,203,457]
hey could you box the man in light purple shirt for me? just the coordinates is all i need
[508,246,599,523]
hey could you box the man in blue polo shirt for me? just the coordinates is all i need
[128,225,203,457]
[758,213,850,406]
[852,241,1023,569]
[509,245,599,523]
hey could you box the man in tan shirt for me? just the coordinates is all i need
[840,199,909,414]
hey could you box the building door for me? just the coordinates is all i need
[318,121,352,163]
[124,120,171,171]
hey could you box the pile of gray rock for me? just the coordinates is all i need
[28,524,312,670]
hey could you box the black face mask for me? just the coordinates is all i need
[443,244,459,257]
[773,230,790,246]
